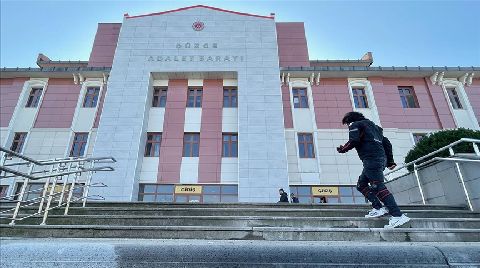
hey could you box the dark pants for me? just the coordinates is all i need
[356,158,402,217]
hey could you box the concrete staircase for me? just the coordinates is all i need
[1,202,479,242]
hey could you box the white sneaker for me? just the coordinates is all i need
[384,214,410,228]
[365,207,389,218]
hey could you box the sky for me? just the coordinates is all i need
[1,0,479,67]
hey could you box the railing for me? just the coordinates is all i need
[0,146,115,225]
[384,138,480,211]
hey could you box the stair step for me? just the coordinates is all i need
[1,224,479,242]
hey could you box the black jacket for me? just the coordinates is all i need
[279,192,289,203]
[291,197,299,203]
[340,119,396,166]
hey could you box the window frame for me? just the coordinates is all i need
[10,132,27,154]
[187,87,203,108]
[223,87,238,108]
[144,132,162,157]
[398,86,419,108]
[69,132,89,157]
[292,88,309,108]
[152,87,168,108]
[222,133,238,157]
[352,87,369,108]
[297,133,315,158]
[183,133,200,157]
[25,87,43,108]
[412,133,427,145]
[82,87,101,108]
[446,87,464,110]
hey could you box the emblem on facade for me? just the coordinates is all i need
[192,21,205,31]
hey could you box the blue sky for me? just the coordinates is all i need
[1,0,479,67]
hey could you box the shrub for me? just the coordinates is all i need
[404,128,480,172]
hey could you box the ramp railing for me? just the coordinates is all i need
[384,138,480,211]
[0,146,115,225]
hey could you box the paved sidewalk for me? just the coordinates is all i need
[1,238,479,267]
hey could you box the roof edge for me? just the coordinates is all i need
[125,5,274,20]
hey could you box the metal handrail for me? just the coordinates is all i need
[384,138,480,211]
[0,166,114,180]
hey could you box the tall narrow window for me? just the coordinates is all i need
[223,88,237,107]
[25,88,43,108]
[145,133,162,157]
[187,88,202,108]
[183,133,200,157]
[152,87,168,107]
[398,87,419,108]
[352,88,369,108]
[0,185,8,198]
[69,133,89,157]
[222,133,238,157]
[298,133,315,158]
[413,133,427,144]
[82,87,100,108]
[446,88,463,109]
[10,132,27,153]
[292,88,309,108]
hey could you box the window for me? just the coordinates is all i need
[413,133,427,144]
[223,88,237,107]
[25,88,43,108]
[152,87,168,107]
[0,185,9,199]
[398,87,419,108]
[222,133,238,157]
[69,133,89,157]
[292,88,309,108]
[138,184,174,202]
[10,132,27,154]
[298,133,315,158]
[82,87,100,108]
[352,88,369,108]
[446,88,463,109]
[187,88,202,107]
[145,133,162,157]
[183,133,200,157]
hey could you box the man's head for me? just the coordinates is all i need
[290,193,296,197]
[342,111,366,125]
[279,188,285,195]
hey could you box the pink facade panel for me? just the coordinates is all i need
[158,80,188,183]
[465,79,480,123]
[198,80,223,183]
[34,79,81,128]
[422,78,456,129]
[0,78,27,127]
[281,84,293,128]
[87,23,121,68]
[370,77,449,129]
[276,22,309,67]
[312,78,352,129]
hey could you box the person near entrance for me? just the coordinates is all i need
[278,188,289,203]
[290,193,299,203]
[336,112,410,228]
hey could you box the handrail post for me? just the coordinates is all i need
[40,175,60,225]
[64,170,80,215]
[82,161,95,207]
[9,163,35,226]
[58,162,74,206]
[413,163,426,205]
[473,142,480,156]
[37,165,56,214]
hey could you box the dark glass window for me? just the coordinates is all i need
[413,133,427,144]
[446,88,463,109]
[152,87,168,107]
[0,185,9,199]
[298,133,315,158]
[69,133,89,157]
[223,88,238,107]
[83,87,100,108]
[398,87,419,108]
[187,88,202,107]
[222,133,238,157]
[145,133,162,157]
[183,133,200,157]
[292,88,308,108]
[138,184,174,202]
[25,88,43,108]
[10,132,27,154]
[352,88,369,108]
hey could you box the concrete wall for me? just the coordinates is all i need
[387,159,480,211]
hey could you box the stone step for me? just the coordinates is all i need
[3,215,480,229]
[1,224,479,242]
[33,207,480,218]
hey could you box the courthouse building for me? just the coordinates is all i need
[1,5,479,203]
